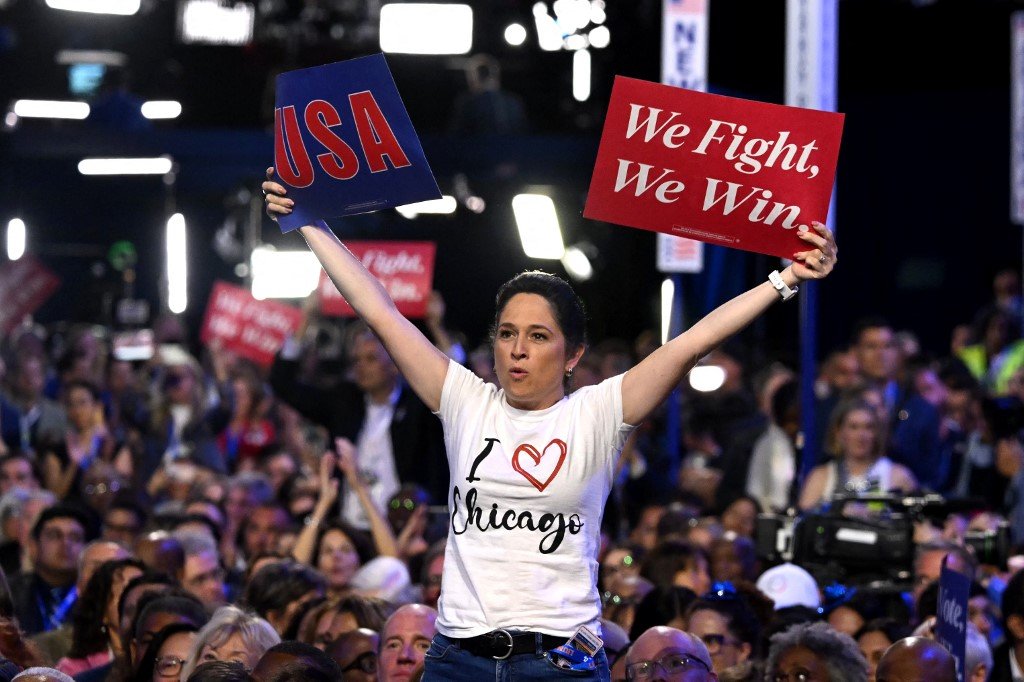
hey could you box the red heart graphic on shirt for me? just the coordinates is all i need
[511,439,567,492]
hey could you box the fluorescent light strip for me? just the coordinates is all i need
[661,278,673,345]
[180,0,255,45]
[512,193,564,259]
[55,50,127,66]
[250,248,320,299]
[573,49,591,101]
[12,100,90,120]
[395,196,458,218]
[380,3,473,55]
[166,214,187,314]
[7,219,26,261]
[45,0,140,15]
[78,157,173,175]
[141,101,182,119]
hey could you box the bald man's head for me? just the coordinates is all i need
[627,626,716,681]
[876,637,956,682]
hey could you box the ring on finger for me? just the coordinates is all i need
[818,255,827,264]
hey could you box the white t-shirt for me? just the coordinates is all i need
[343,389,401,530]
[435,362,634,638]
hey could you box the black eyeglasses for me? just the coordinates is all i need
[699,633,740,655]
[341,651,377,674]
[626,653,711,680]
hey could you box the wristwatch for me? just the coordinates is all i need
[769,270,799,301]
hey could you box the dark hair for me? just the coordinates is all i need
[259,641,343,682]
[31,504,95,541]
[117,572,176,622]
[243,560,326,621]
[1003,568,1024,641]
[281,595,326,642]
[312,521,374,567]
[628,586,696,642]
[68,557,146,658]
[134,621,198,682]
[333,594,393,632]
[686,593,762,651]
[850,316,893,346]
[105,496,148,528]
[491,271,588,379]
[853,618,912,646]
[132,591,209,641]
[63,379,102,403]
[639,540,708,591]
[186,660,253,682]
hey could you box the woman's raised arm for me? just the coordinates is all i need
[263,168,449,411]
[621,222,838,425]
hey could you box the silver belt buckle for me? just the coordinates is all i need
[492,629,514,660]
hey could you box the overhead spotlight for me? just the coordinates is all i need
[7,219,26,261]
[395,196,457,219]
[689,364,726,392]
[179,0,256,45]
[55,50,127,66]
[380,4,473,55]
[561,245,592,281]
[513,193,564,259]
[465,196,486,213]
[552,0,590,32]
[12,100,89,120]
[141,101,182,119]
[46,0,140,15]
[504,22,528,46]
[533,3,563,51]
[166,214,187,314]
[250,247,320,299]
[565,34,587,50]
[78,157,174,175]
[572,49,591,101]
[589,0,605,24]
[588,25,609,48]
[4,112,17,129]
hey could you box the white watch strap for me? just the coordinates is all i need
[769,270,799,301]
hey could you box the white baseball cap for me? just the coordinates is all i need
[756,563,821,610]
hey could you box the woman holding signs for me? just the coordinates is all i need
[262,166,837,680]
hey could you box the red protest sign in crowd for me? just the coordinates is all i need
[0,256,61,335]
[200,282,304,366]
[585,76,845,260]
[319,241,436,318]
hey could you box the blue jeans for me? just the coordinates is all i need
[422,632,610,681]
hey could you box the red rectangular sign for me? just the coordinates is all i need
[200,282,304,367]
[584,76,844,259]
[0,257,61,335]
[319,241,436,318]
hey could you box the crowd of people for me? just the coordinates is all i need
[0,252,1021,680]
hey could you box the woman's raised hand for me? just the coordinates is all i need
[791,221,838,282]
[262,167,294,222]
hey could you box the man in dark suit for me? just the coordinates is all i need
[9,505,92,635]
[849,317,945,490]
[270,327,448,525]
[989,567,1024,682]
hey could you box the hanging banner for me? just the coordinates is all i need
[584,77,844,259]
[0,257,61,335]
[319,241,436,318]
[659,0,708,273]
[273,53,441,232]
[200,282,303,366]
[1012,12,1024,224]
[662,0,708,91]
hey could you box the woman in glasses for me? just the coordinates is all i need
[134,622,198,682]
[264,169,837,681]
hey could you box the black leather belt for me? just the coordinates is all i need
[453,629,564,660]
